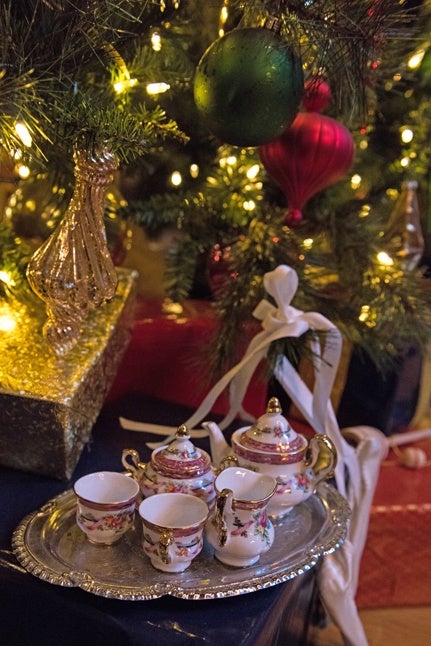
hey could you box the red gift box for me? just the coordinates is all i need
[108,297,267,418]
[356,436,431,609]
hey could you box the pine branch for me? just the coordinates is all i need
[0,1,188,160]
[0,224,36,305]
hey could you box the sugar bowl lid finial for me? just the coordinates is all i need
[266,397,282,415]
[176,423,189,438]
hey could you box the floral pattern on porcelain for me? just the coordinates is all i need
[275,468,315,494]
[122,425,216,507]
[76,506,135,543]
[230,509,272,547]
[139,468,215,504]
[142,531,203,561]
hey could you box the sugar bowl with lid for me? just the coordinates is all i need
[122,424,216,507]
[204,397,337,518]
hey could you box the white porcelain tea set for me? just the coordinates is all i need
[75,397,337,572]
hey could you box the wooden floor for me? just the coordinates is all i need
[307,606,431,645]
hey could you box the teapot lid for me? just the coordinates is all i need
[151,424,212,478]
[239,397,304,454]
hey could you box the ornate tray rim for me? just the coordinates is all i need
[12,482,350,601]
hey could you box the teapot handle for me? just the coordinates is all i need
[121,448,146,479]
[305,434,337,488]
[217,455,238,474]
[213,488,232,548]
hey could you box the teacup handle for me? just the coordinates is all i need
[159,529,175,565]
[213,488,232,547]
[121,448,146,479]
[305,434,337,488]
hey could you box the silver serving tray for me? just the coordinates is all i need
[12,482,350,601]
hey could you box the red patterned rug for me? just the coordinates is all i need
[356,437,431,609]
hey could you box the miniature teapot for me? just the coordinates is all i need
[122,424,216,507]
[203,397,337,518]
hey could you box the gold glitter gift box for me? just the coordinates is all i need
[0,268,137,479]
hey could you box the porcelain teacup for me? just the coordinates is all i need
[74,471,139,545]
[138,492,209,573]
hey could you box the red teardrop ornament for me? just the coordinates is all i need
[259,111,355,226]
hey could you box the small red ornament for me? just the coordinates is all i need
[259,110,355,226]
[302,78,332,113]
[206,242,232,296]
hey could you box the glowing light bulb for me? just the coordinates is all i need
[170,171,182,186]
[15,122,32,147]
[24,199,36,212]
[303,238,313,249]
[408,50,425,69]
[246,164,260,180]
[359,204,371,218]
[146,82,170,95]
[151,32,162,51]
[18,165,30,179]
[190,164,199,178]
[243,200,256,211]
[400,157,410,167]
[401,128,414,143]
[358,305,370,322]
[0,271,14,286]
[350,174,362,190]
[377,251,394,266]
[113,77,137,94]
[226,155,237,166]
[0,313,16,332]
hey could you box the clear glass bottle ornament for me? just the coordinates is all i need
[26,144,118,356]
[384,180,425,271]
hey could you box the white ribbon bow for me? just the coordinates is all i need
[120,265,343,452]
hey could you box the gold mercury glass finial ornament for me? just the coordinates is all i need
[26,144,118,356]
[384,180,425,271]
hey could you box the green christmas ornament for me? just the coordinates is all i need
[193,26,304,147]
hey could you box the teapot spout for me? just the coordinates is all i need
[202,421,232,467]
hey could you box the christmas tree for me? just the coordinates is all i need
[1,0,431,376]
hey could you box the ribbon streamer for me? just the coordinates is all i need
[120,264,342,447]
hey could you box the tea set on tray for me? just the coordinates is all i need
[74,397,337,573]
